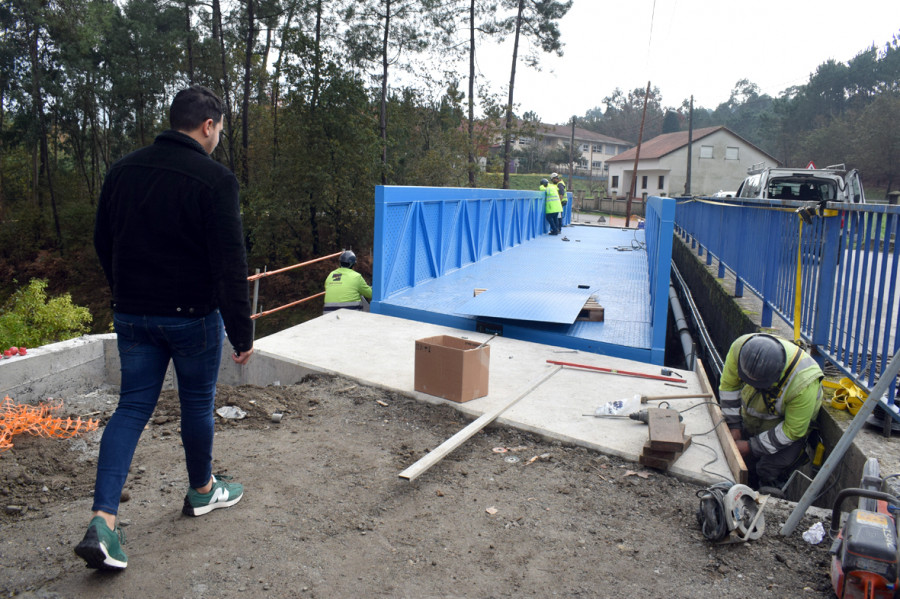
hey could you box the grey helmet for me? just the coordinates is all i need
[737,334,786,390]
[540,178,549,186]
[339,250,357,268]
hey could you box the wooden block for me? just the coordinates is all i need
[647,433,692,454]
[576,305,604,322]
[639,453,676,470]
[641,440,679,460]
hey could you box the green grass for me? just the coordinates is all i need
[478,173,604,195]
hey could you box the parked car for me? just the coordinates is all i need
[735,163,865,204]
[712,190,737,198]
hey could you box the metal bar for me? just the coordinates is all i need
[247,252,341,281]
[781,349,900,536]
[546,360,685,383]
[251,268,260,341]
[251,291,325,320]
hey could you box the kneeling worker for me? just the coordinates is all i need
[719,333,824,490]
[323,250,372,313]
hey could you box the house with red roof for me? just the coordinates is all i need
[606,126,780,198]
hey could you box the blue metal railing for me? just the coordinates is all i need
[373,186,570,301]
[675,197,900,405]
[645,196,676,364]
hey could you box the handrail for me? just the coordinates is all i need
[674,196,900,408]
[247,251,341,281]
[250,292,325,320]
[246,252,343,338]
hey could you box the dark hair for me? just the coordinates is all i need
[170,85,224,131]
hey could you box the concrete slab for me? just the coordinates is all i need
[253,309,733,486]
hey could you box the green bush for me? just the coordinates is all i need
[0,279,92,349]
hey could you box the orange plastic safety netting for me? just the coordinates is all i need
[0,395,99,453]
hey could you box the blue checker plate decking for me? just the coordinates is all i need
[374,224,654,357]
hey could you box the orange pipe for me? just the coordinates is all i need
[250,292,325,320]
[247,252,342,281]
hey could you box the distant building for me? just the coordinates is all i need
[533,124,633,177]
[488,122,633,177]
[606,126,780,198]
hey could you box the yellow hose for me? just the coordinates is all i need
[794,218,803,344]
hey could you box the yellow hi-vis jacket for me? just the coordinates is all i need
[540,183,562,214]
[324,268,372,304]
[556,180,567,204]
[719,334,823,458]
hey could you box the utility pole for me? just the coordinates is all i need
[684,95,693,196]
[626,81,651,228]
[568,116,575,190]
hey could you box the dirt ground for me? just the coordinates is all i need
[2,373,837,598]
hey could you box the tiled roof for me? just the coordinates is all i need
[535,123,632,146]
[607,126,724,162]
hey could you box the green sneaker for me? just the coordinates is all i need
[182,474,243,517]
[74,516,127,570]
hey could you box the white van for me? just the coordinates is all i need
[735,163,865,204]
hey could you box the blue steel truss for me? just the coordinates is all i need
[374,186,569,300]
[372,185,674,365]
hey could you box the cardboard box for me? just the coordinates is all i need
[414,335,490,403]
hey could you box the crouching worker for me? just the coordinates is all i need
[323,250,372,313]
[719,333,824,490]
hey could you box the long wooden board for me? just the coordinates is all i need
[695,359,747,484]
[399,366,562,482]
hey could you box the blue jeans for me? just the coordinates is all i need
[545,212,561,234]
[92,311,224,515]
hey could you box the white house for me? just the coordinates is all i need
[532,124,633,177]
[606,126,780,198]
[496,123,633,177]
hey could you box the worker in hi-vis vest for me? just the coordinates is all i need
[719,333,824,491]
[551,172,567,209]
[323,250,372,313]
[539,178,562,235]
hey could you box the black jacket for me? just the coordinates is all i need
[94,130,253,352]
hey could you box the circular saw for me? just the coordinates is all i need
[723,484,765,540]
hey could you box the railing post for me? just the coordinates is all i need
[717,205,726,278]
[811,214,842,356]
[251,268,260,342]
[760,209,779,328]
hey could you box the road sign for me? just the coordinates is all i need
[806,161,816,169]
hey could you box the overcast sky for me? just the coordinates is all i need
[473,0,899,125]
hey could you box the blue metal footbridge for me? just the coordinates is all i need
[370,186,675,365]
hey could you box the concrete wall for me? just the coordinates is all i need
[1,335,118,401]
[575,195,646,217]
[1,335,317,404]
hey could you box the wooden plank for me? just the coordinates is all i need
[641,440,678,460]
[650,431,692,453]
[695,359,748,484]
[399,366,562,482]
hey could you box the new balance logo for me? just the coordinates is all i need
[210,487,229,503]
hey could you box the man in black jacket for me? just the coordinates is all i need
[77,86,254,571]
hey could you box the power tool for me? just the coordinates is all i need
[830,458,900,599]
[696,482,766,543]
